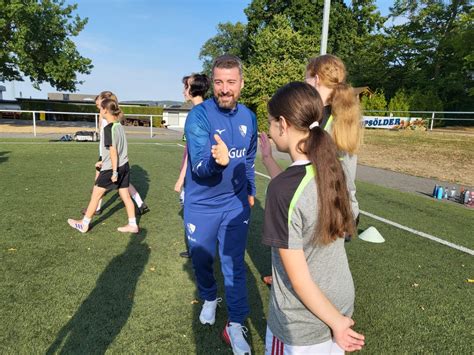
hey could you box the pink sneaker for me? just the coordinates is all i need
[68,219,88,233]
[117,224,139,233]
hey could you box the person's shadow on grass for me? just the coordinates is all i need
[0,151,10,164]
[46,229,150,354]
[130,164,150,201]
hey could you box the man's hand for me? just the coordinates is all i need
[111,171,118,183]
[248,195,255,208]
[259,132,273,161]
[211,134,229,166]
[332,316,365,352]
[95,161,102,169]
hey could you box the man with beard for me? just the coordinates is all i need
[184,55,257,355]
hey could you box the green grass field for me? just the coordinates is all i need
[0,139,472,354]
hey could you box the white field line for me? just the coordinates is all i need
[255,170,474,256]
[360,211,474,256]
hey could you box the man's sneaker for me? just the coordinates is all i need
[222,322,251,355]
[81,208,102,216]
[199,298,221,325]
[179,251,190,258]
[68,219,88,233]
[117,224,139,234]
[137,203,150,215]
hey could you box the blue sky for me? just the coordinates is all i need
[3,0,393,102]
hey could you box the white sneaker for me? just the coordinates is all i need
[222,322,251,355]
[199,298,221,325]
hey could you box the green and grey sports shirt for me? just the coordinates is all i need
[101,122,129,171]
[262,163,355,346]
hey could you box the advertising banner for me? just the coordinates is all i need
[362,116,422,129]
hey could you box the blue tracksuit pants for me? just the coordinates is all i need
[184,207,250,324]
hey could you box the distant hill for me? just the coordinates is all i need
[120,100,183,107]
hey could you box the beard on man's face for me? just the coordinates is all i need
[216,92,238,110]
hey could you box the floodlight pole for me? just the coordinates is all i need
[320,0,331,55]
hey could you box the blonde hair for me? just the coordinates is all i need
[306,55,363,154]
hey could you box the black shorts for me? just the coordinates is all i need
[96,162,130,190]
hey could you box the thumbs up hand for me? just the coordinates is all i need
[211,133,229,166]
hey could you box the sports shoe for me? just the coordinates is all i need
[199,298,221,325]
[179,251,190,258]
[81,208,102,216]
[137,203,150,215]
[222,322,251,355]
[68,219,88,233]
[117,224,139,233]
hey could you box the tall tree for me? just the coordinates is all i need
[244,0,360,59]
[240,15,317,130]
[0,0,92,92]
[198,22,247,75]
[383,0,473,109]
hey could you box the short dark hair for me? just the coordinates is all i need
[212,54,243,77]
[182,75,190,89]
[189,74,210,98]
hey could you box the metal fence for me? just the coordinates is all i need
[363,110,474,130]
[1,109,473,137]
[0,109,163,138]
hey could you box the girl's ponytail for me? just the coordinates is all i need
[306,55,363,155]
[100,99,122,118]
[268,82,355,245]
[330,83,363,154]
[306,124,355,245]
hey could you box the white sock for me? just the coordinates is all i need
[129,218,137,226]
[132,193,143,208]
[83,217,91,226]
[96,199,102,211]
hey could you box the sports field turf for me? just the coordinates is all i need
[0,139,472,354]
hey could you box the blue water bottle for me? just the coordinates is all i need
[437,186,444,200]
[432,184,439,198]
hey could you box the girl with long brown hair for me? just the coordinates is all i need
[262,82,364,354]
[261,54,362,228]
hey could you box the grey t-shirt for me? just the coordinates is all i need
[262,163,355,346]
[101,122,129,171]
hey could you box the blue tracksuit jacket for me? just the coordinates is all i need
[184,98,257,212]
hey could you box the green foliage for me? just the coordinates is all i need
[0,0,93,91]
[408,90,444,114]
[360,89,387,116]
[198,22,247,75]
[199,0,472,117]
[381,0,473,110]
[255,99,269,133]
[240,15,317,130]
[244,0,363,59]
[388,89,410,117]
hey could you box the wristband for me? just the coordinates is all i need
[112,171,118,177]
